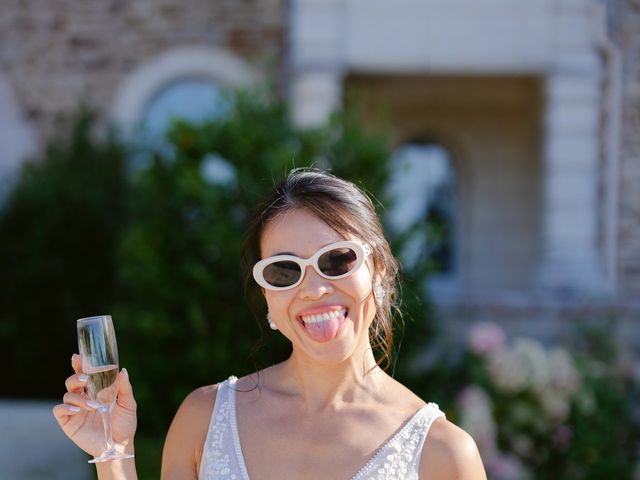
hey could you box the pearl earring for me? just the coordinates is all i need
[374,284,386,305]
[266,312,278,330]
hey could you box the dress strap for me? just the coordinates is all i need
[227,376,251,480]
[351,402,445,480]
[198,376,249,480]
[411,403,446,471]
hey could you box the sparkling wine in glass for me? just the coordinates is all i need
[77,315,134,463]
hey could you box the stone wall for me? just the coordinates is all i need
[1,0,639,298]
[0,0,285,143]
[617,0,640,296]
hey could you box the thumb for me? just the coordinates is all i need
[116,368,137,412]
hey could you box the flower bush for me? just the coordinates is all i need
[453,322,640,479]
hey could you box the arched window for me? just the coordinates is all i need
[132,77,232,181]
[386,142,456,278]
[111,47,255,184]
[112,46,254,133]
[141,78,227,138]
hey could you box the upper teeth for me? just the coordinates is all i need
[301,309,346,324]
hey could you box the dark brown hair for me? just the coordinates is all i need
[241,168,400,368]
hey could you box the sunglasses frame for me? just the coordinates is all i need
[253,240,372,291]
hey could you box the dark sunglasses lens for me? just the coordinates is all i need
[318,247,358,277]
[263,261,302,287]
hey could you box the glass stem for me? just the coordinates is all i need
[98,404,116,452]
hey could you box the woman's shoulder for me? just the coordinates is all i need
[420,417,486,480]
[380,374,431,411]
[168,378,233,440]
[162,382,223,477]
[383,376,486,479]
[180,383,219,413]
[168,383,220,438]
[179,374,240,411]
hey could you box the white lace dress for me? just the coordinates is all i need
[198,376,445,480]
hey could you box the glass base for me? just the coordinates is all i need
[88,449,135,463]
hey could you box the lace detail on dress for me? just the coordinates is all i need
[352,403,445,480]
[199,376,247,480]
[198,376,445,480]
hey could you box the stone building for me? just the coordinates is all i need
[0,0,638,347]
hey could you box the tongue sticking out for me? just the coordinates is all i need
[304,314,343,343]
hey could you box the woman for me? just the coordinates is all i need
[54,169,486,479]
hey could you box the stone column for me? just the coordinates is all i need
[289,0,345,127]
[290,71,343,127]
[537,1,611,296]
[537,69,608,295]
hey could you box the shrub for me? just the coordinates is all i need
[0,112,128,397]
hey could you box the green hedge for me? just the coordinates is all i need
[0,112,128,397]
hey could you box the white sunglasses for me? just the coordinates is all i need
[253,240,372,291]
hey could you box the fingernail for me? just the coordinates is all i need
[67,405,81,413]
[122,368,129,378]
[71,354,77,363]
[86,400,101,409]
[78,374,88,382]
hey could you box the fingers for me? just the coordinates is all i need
[65,352,88,393]
[71,353,83,374]
[63,391,100,410]
[63,355,137,414]
[52,403,82,425]
[53,390,99,428]
[116,368,137,412]
[65,372,88,393]
[54,353,102,428]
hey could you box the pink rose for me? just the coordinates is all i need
[469,322,506,356]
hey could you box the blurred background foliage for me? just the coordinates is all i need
[0,88,638,478]
[0,112,128,397]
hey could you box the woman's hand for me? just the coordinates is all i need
[52,354,138,458]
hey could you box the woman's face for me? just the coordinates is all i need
[259,208,378,365]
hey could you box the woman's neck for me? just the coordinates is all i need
[275,346,388,413]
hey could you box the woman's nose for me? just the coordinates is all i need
[297,266,333,299]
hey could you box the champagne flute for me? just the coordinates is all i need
[77,315,134,463]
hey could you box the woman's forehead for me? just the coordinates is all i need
[260,209,353,257]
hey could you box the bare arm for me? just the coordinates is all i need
[161,385,217,480]
[420,418,487,480]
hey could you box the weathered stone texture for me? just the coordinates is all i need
[1,0,639,299]
[0,0,285,142]
[617,0,640,295]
